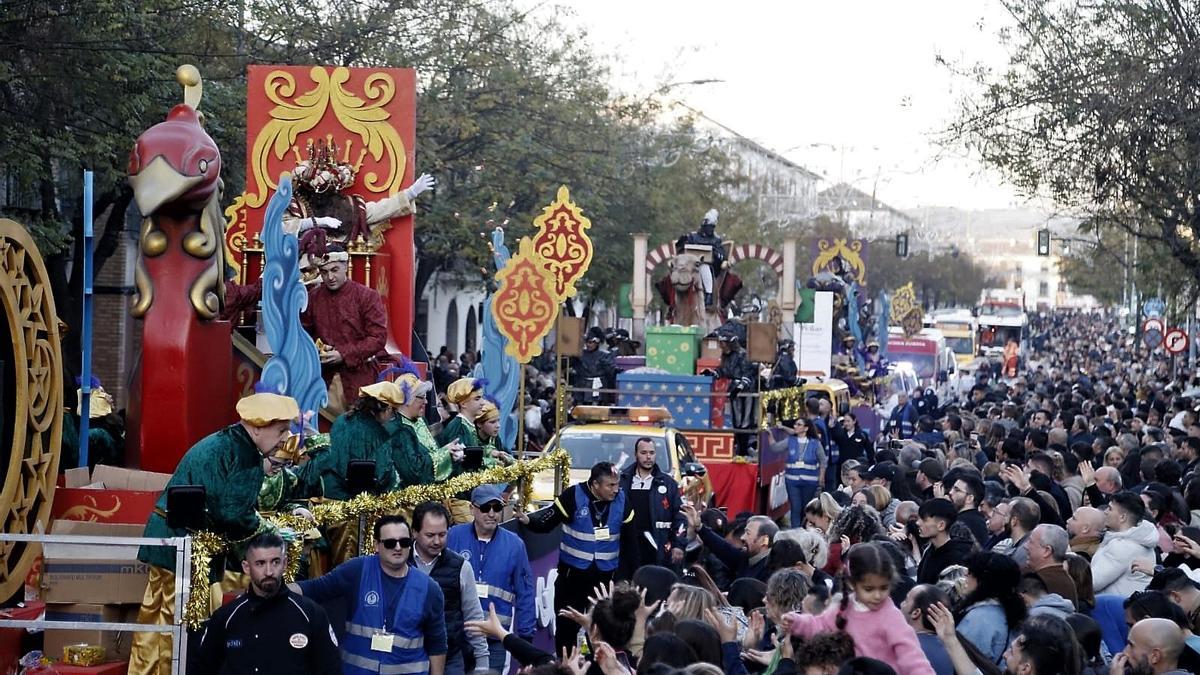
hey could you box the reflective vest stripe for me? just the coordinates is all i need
[560,542,594,562]
[562,524,594,541]
[594,549,619,561]
[344,622,426,649]
[482,587,516,604]
[344,651,431,674]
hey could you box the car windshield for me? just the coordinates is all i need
[889,352,936,378]
[553,431,671,473]
[945,336,973,354]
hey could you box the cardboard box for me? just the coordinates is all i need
[51,465,170,525]
[42,521,150,604]
[617,371,713,429]
[89,465,171,492]
[44,603,137,662]
[645,325,701,375]
[700,337,722,360]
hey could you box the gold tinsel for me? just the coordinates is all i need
[759,387,807,427]
[62,644,106,666]
[183,450,570,628]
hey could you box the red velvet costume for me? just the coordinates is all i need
[301,279,388,404]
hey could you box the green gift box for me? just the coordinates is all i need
[645,325,701,375]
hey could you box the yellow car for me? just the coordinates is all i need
[528,406,710,507]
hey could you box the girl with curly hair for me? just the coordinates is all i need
[825,504,886,574]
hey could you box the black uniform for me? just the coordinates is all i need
[717,344,758,454]
[830,422,874,465]
[617,463,686,577]
[196,586,342,675]
[569,347,617,405]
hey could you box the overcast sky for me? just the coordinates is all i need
[528,0,1028,211]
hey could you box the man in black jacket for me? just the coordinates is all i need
[682,504,777,583]
[830,412,873,465]
[948,473,990,547]
[618,437,686,577]
[197,532,342,675]
[916,498,973,585]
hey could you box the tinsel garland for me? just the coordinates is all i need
[759,386,807,427]
[184,449,570,628]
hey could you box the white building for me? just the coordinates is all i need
[818,183,918,239]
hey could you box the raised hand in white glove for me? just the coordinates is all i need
[315,216,342,229]
[404,173,436,201]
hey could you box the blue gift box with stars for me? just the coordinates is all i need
[617,370,714,429]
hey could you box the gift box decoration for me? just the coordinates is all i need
[645,325,701,375]
[617,371,713,429]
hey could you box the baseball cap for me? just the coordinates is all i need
[864,462,899,483]
[471,485,504,506]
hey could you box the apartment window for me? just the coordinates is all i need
[1038,281,1049,296]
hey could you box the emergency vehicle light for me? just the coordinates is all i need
[569,406,673,423]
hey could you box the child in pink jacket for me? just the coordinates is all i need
[785,542,935,675]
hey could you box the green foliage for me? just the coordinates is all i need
[948,0,1200,293]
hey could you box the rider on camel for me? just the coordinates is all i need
[675,208,726,307]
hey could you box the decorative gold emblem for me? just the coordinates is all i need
[812,238,867,285]
[889,282,923,336]
[0,219,64,602]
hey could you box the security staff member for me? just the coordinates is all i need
[618,437,685,577]
[515,461,633,655]
[447,485,536,671]
[830,412,874,465]
[196,532,341,674]
[296,514,447,675]
[410,502,489,675]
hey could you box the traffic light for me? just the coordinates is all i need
[895,233,909,258]
[1037,228,1051,256]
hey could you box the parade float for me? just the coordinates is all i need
[0,63,583,672]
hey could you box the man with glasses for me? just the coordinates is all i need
[131,392,302,675]
[447,486,535,672]
[296,514,448,675]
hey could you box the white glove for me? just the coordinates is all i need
[315,216,341,229]
[404,173,436,201]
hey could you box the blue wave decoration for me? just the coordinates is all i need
[474,227,519,449]
[258,174,328,424]
[877,290,891,355]
[847,282,866,371]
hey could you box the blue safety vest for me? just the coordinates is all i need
[446,523,535,636]
[559,483,625,572]
[786,437,821,485]
[342,555,432,675]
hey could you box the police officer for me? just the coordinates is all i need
[570,327,617,405]
[830,412,874,465]
[769,339,799,390]
[515,461,633,655]
[295,515,448,675]
[197,532,341,674]
[618,437,686,577]
[447,486,536,672]
[715,329,759,455]
[411,502,489,675]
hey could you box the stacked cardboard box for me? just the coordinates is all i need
[41,465,170,671]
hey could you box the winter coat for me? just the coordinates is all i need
[1091,520,1158,596]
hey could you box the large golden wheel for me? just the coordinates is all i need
[0,219,63,602]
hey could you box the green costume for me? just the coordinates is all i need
[137,424,266,576]
[438,414,480,448]
[258,468,301,512]
[59,412,120,471]
[391,415,436,487]
[319,411,398,499]
[405,414,456,481]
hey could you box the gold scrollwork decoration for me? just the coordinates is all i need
[246,67,406,209]
[812,238,868,285]
[0,218,63,604]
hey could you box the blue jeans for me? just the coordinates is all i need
[444,649,465,675]
[486,637,507,671]
[786,481,819,528]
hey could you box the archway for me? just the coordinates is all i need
[464,306,477,355]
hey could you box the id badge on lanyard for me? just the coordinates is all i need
[371,633,394,652]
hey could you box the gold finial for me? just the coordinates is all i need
[343,139,353,164]
[176,64,202,109]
